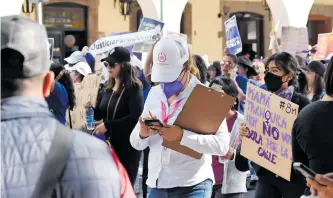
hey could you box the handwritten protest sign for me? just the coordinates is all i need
[224,15,242,55]
[89,30,158,55]
[315,33,333,60]
[241,83,299,181]
[133,17,164,53]
[281,26,309,57]
[66,73,102,130]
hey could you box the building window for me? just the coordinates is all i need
[230,12,264,58]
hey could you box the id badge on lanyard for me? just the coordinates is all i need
[160,99,183,165]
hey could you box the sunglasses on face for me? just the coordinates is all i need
[103,61,117,68]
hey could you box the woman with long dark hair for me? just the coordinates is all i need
[235,52,310,198]
[193,54,209,84]
[305,61,326,102]
[85,47,143,185]
[46,62,76,124]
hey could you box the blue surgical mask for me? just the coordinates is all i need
[160,80,184,99]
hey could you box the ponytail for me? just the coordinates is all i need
[291,68,309,95]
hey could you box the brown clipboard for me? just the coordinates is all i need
[162,84,235,159]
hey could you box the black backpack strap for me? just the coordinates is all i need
[31,123,74,198]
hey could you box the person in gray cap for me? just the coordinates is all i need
[1,16,135,198]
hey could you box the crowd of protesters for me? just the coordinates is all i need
[2,14,333,198]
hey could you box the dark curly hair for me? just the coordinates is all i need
[50,62,76,110]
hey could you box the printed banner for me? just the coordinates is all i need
[315,33,333,60]
[281,26,309,57]
[240,83,299,181]
[224,15,242,55]
[66,73,102,130]
[89,30,158,55]
[133,17,164,53]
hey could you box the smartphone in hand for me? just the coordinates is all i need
[144,119,163,127]
[293,162,316,180]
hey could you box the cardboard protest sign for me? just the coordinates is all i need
[281,26,309,57]
[48,38,54,61]
[66,73,102,130]
[315,33,333,60]
[89,30,158,55]
[133,17,164,53]
[240,83,299,181]
[224,15,242,55]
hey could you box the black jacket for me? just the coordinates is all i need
[235,91,310,184]
[94,83,143,155]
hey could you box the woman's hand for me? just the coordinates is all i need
[221,147,235,160]
[307,173,333,198]
[239,122,249,139]
[138,117,151,139]
[84,101,93,109]
[93,122,107,135]
[154,124,184,141]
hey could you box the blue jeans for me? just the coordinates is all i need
[148,179,213,198]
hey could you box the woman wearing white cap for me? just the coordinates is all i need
[68,62,92,83]
[130,34,230,198]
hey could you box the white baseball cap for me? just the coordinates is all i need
[151,34,189,83]
[71,62,92,76]
[64,51,86,64]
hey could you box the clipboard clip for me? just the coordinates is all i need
[209,83,226,96]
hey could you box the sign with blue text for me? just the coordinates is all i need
[240,83,299,181]
[133,17,164,53]
[224,15,242,55]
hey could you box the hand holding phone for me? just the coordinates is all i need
[144,119,163,127]
[293,162,316,180]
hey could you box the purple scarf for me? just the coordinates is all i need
[277,86,294,101]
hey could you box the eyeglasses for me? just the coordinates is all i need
[221,61,235,68]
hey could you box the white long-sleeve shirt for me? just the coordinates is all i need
[130,75,230,188]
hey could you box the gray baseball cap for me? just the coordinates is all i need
[1,15,49,78]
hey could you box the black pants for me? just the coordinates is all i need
[115,148,141,185]
[142,148,150,198]
[255,173,306,198]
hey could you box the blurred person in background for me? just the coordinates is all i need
[295,55,306,68]
[305,61,326,102]
[292,56,333,197]
[209,76,247,198]
[85,47,143,185]
[67,61,92,83]
[208,61,222,82]
[46,62,76,125]
[193,54,209,85]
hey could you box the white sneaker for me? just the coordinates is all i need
[250,174,259,181]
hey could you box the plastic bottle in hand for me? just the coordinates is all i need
[85,107,95,130]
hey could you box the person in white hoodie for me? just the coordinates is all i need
[130,34,230,198]
[209,76,247,198]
